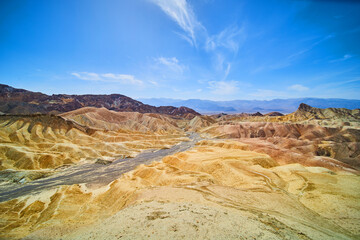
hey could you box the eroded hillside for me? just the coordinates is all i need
[0,112,187,171]
[217,103,360,129]
[0,103,359,239]
[60,107,181,133]
[0,140,358,239]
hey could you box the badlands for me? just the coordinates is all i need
[0,87,359,239]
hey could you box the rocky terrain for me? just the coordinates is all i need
[1,140,358,239]
[217,103,360,129]
[60,107,182,133]
[0,84,200,117]
[0,100,359,239]
[0,111,187,181]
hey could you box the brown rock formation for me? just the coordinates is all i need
[264,111,284,116]
[283,103,360,122]
[0,84,200,117]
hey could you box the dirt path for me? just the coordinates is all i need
[0,133,202,202]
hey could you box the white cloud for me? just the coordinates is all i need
[330,54,353,63]
[150,0,203,46]
[155,57,185,73]
[208,80,239,95]
[150,0,246,53]
[205,25,246,54]
[71,72,101,81]
[71,72,143,86]
[149,80,159,86]
[214,53,225,71]
[150,0,246,84]
[223,63,231,80]
[288,84,309,92]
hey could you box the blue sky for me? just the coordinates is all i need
[0,0,359,100]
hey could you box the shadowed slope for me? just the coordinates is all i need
[0,84,200,117]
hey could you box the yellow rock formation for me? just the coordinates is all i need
[0,140,358,239]
[60,107,182,134]
[0,114,187,170]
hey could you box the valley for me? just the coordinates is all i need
[0,132,201,202]
[0,85,359,239]
[2,0,360,239]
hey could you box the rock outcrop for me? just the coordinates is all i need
[264,111,284,116]
[283,103,360,122]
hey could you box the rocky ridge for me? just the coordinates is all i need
[0,84,200,117]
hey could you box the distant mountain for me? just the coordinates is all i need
[0,84,200,117]
[138,98,360,114]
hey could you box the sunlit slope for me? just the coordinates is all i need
[0,114,187,170]
[60,107,181,133]
[216,103,360,129]
[0,140,358,239]
[200,121,360,171]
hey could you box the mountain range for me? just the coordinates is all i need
[138,97,360,114]
[0,84,199,118]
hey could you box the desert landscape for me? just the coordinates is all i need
[1,0,360,239]
[0,84,359,239]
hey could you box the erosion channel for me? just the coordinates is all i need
[0,132,202,202]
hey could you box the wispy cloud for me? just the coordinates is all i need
[330,54,353,63]
[211,51,233,81]
[252,34,335,74]
[71,72,143,86]
[150,0,203,46]
[205,25,246,54]
[223,63,231,80]
[315,77,360,89]
[288,84,309,91]
[155,57,185,73]
[149,80,159,86]
[150,0,246,82]
[344,26,360,35]
[208,80,239,95]
[251,62,292,74]
[249,89,287,99]
[287,34,335,61]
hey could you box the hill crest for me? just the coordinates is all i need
[0,84,200,117]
